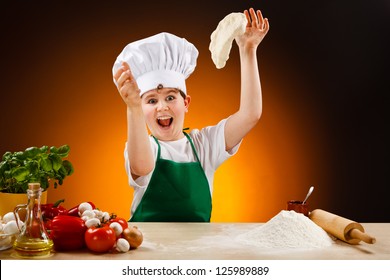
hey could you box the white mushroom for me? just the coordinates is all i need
[116,238,130,252]
[78,202,93,216]
[84,218,101,228]
[109,222,123,237]
[101,212,110,222]
[81,209,96,220]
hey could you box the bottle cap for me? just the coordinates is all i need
[28,182,41,191]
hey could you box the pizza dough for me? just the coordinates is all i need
[209,12,247,69]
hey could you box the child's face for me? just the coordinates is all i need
[141,88,190,141]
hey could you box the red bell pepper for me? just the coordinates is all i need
[41,199,67,220]
[66,201,96,216]
[50,215,87,251]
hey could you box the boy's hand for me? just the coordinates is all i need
[113,62,142,107]
[235,8,270,50]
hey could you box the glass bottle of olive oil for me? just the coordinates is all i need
[13,183,53,257]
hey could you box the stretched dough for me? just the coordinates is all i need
[209,12,247,69]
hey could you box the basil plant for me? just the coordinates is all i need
[0,145,74,193]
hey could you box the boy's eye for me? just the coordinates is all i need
[166,95,175,101]
[147,99,157,104]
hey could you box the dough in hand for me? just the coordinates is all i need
[209,12,247,69]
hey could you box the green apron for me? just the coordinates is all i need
[130,132,212,222]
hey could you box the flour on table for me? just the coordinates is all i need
[236,210,334,249]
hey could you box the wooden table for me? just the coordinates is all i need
[1,223,389,260]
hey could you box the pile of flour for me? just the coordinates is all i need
[236,210,334,249]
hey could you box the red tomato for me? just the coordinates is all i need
[109,217,128,230]
[85,226,116,253]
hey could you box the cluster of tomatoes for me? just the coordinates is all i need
[45,201,143,253]
[85,214,143,253]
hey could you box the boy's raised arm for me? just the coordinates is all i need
[224,8,270,151]
[114,62,155,178]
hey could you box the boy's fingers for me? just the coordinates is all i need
[113,66,125,81]
[257,10,264,27]
[114,61,133,82]
[244,10,251,27]
[263,18,270,32]
[119,70,141,94]
[249,8,259,28]
[116,70,132,88]
[122,61,130,69]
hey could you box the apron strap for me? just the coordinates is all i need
[183,131,202,163]
[151,135,161,159]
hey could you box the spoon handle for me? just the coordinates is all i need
[302,186,314,204]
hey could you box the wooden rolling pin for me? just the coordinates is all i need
[309,209,376,245]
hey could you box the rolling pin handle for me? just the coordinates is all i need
[349,228,376,244]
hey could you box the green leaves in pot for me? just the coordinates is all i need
[0,144,74,194]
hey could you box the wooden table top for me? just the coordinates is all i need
[1,223,389,260]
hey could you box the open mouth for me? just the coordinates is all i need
[157,116,173,128]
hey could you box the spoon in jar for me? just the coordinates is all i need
[302,186,314,204]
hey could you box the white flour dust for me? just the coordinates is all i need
[236,210,334,249]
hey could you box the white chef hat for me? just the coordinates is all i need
[112,32,198,96]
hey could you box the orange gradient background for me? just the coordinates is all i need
[1,1,387,222]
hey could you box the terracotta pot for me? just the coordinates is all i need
[0,190,47,218]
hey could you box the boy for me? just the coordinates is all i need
[113,8,269,222]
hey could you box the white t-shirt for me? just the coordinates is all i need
[124,118,241,216]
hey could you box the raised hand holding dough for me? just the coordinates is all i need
[209,13,247,69]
